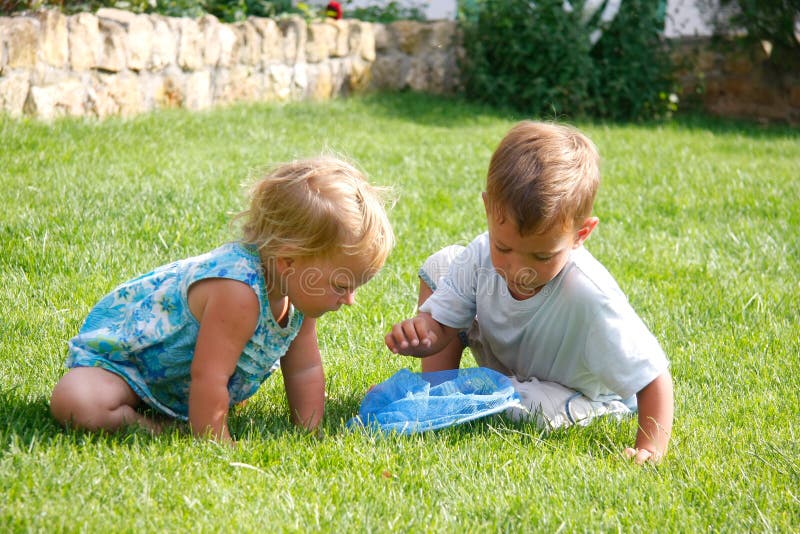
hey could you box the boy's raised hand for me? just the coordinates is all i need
[385,313,441,357]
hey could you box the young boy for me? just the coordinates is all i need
[385,122,673,464]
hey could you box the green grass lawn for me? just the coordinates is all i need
[1,93,798,531]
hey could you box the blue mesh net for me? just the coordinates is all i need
[348,367,522,434]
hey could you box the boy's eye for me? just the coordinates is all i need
[533,255,553,262]
[494,243,511,253]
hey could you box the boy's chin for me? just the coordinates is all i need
[506,283,539,300]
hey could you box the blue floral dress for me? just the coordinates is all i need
[66,242,304,420]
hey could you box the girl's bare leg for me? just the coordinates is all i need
[50,367,163,433]
[417,279,464,373]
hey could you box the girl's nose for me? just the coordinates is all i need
[339,290,355,306]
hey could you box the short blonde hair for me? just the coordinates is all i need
[485,121,600,235]
[237,156,394,275]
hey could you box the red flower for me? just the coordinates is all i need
[325,1,343,19]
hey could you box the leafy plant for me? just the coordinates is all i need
[148,0,205,18]
[717,0,800,68]
[343,0,425,23]
[458,0,676,121]
[588,0,676,120]
[197,0,294,21]
[0,0,25,13]
[459,0,593,118]
[1,0,293,19]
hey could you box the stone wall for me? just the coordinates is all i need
[0,9,380,119]
[672,37,800,124]
[0,10,460,120]
[2,9,796,123]
[370,20,460,94]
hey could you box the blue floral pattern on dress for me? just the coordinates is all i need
[66,243,303,420]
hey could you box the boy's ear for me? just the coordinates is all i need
[482,192,503,224]
[573,217,599,248]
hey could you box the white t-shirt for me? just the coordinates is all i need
[419,233,668,401]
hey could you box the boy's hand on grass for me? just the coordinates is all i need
[385,315,439,356]
[624,447,662,465]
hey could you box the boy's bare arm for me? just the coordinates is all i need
[385,312,458,357]
[626,370,674,464]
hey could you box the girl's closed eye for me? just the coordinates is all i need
[334,284,351,296]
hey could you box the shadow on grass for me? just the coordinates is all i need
[0,385,634,461]
[318,389,570,447]
[0,387,181,450]
[0,388,326,448]
[324,389,644,463]
[355,91,800,142]
[0,389,62,443]
[353,91,518,127]
[647,113,800,141]
[0,386,362,448]
[229,389,524,442]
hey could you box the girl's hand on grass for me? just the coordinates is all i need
[624,447,662,465]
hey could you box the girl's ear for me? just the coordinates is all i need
[573,217,599,248]
[275,256,294,275]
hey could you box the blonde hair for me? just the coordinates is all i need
[485,121,600,235]
[236,156,394,275]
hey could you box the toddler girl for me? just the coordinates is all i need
[50,156,394,443]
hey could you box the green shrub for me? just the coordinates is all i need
[717,0,800,69]
[1,0,294,20]
[588,0,675,121]
[0,0,423,21]
[459,0,676,121]
[344,0,425,23]
[200,0,291,22]
[459,0,593,119]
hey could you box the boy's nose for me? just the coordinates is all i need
[506,265,533,286]
[502,260,521,279]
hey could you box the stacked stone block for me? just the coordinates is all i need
[371,20,460,94]
[672,37,800,124]
[0,9,377,119]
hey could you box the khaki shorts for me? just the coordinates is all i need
[421,246,633,431]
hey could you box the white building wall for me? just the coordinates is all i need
[664,0,722,38]
[306,0,722,38]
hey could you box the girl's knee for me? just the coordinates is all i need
[50,376,85,427]
[50,373,99,428]
[49,367,138,430]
